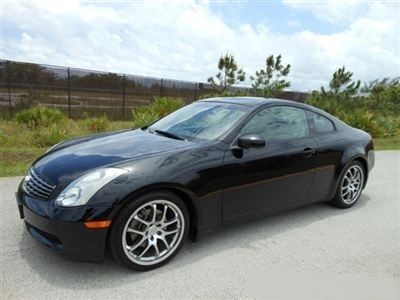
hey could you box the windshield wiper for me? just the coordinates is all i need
[153,129,186,141]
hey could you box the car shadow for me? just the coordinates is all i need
[19,194,371,290]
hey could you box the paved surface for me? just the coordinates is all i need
[1,151,399,299]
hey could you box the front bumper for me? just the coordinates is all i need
[16,191,111,262]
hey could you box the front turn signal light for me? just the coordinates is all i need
[84,220,111,229]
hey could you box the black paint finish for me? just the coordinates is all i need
[16,97,375,261]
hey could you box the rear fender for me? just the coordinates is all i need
[335,146,369,192]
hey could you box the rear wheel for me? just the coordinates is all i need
[332,161,365,208]
[109,191,189,271]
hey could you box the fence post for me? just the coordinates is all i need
[6,61,12,116]
[160,79,163,97]
[122,74,126,119]
[67,67,71,117]
[194,82,198,100]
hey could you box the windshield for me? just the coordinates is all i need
[148,101,250,141]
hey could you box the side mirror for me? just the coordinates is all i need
[237,134,266,149]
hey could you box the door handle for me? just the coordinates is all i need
[303,147,316,158]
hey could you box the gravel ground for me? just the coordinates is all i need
[1,151,399,299]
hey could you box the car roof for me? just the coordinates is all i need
[199,96,299,107]
[198,96,347,127]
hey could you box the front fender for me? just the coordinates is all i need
[106,182,201,219]
[84,141,227,238]
[89,179,210,242]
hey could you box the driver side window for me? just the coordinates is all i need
[241,106,310,141]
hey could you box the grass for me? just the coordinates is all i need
[0,118,133,177]
[0,147,46,177]
[373,136,400,150]
[1,117,399,177]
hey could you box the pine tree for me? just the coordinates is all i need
[361,77,400,94]
[250,54,290,96]
[322,66,361,96]
[207,53,246,91]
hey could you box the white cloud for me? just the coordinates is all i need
[283,0,368,24]
[2,0,399,91]
[287,19,301,28]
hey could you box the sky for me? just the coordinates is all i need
[2,0,400,91]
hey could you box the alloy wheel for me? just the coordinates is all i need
[122,200,185,266]
[341,165,364,205]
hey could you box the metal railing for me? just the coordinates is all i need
[0,60,309,119]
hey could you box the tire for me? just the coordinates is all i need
[108,190,189,271]
[331,160,365,208]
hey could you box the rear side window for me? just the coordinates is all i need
[309,111,335,134]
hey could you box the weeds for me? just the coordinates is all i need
[15,105,66,128]
[1,95,399,177]
[86,116,110,133]
[306,85,400,138]
[132,97,184,128]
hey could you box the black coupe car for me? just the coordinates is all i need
[16,97,374,270]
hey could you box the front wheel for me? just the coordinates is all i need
[109,191,189,271]
[332,161,365,208]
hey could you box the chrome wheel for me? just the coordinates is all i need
[341,165,364,205]
[122,200,185,266]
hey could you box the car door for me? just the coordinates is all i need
[222,105,317,220]
[306,110,343,202]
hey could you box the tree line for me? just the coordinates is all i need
[206,52,399,98]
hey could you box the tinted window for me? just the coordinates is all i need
[309,111,335,134]
[241,106,309,141]
[150,102,250,141]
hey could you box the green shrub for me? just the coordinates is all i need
[86,116,109,133]
[306,85,400,138]
[132,97,184,128]
[33,124,69,147]
[151,97,184,118]
[132,108,159,128]
[0,131,6,145]
[15,106,66,128]
[339,110,380,136]
[368,85,400,116]
[374,115,400,137]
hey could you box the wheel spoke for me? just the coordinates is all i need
[164,228,179,236]
[154,242,160,257]
[163,218,178,227]
[152,204,157,223]
[346,173,352,181]
[127,236,146,252]
[161,205,168,222]
[138,242,152,258]
[134,215,150,226]
[127,228,145,235]
[342,189,350,197]
[160,236,170,250]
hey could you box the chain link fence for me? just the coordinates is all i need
[0,60,308,120]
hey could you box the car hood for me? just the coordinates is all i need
[33,129,196,187]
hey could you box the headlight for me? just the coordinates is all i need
[56,168,128,207]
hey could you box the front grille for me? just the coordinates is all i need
[23,168,56,200]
